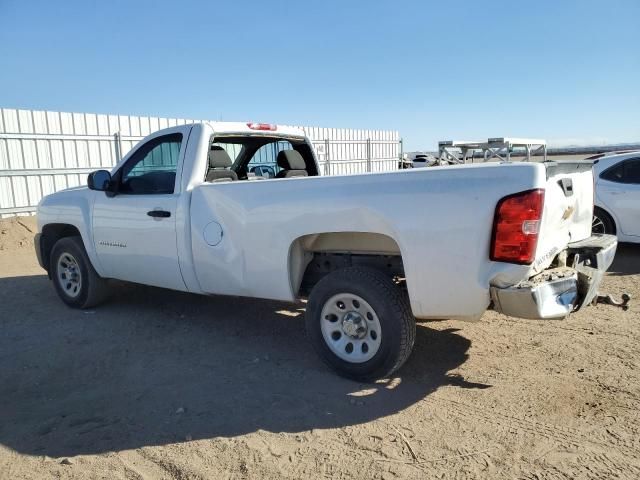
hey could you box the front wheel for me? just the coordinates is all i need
[305,267,416,382]
[50,236,110,309]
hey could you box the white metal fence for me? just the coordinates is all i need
[0,108,401,217]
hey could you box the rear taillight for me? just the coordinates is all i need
[490,189,545,264]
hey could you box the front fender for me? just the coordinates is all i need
[37,188,105,276]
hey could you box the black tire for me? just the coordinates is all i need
[305,267,416,382]
[592,207,616,235]
[50,236,110,309]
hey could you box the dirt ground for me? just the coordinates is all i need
[0,216,639,480]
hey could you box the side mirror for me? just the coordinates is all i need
[87,170,112,191]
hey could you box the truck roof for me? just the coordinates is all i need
[204,121,307,138]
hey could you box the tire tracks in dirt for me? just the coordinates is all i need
[431,395,640,473]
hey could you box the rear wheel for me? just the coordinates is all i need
[592,207,616,235]
[50,236,110,308]
[305,267,415,382]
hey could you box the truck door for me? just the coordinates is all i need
[92,127,190,291]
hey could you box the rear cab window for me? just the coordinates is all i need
[248,141,292,177]
[204,135,318,182]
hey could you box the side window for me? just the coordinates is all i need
[119,133,182,194]
[248,141,292,176]
[623,159,640,184]
[601,162,624,182]
[601,158,640,184]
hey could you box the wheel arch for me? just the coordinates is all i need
[40,223,83,276]
[593,204,617,234]
[287,231,406,297]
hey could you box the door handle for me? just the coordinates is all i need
[147,210,171,218]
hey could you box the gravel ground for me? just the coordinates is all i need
[0,217,639,479]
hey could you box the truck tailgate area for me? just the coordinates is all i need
[532,162,595,274]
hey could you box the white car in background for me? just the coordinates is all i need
[411,153,439,168]
[591,151,640,242]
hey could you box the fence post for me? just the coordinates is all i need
[366,138,372,172]
[324,139,331,176]
[113,131,123,162]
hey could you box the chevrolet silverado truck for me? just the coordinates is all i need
[35,122,620,381]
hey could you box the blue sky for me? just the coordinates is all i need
[1,0,638,150]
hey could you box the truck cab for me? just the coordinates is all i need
[83,122,319,292]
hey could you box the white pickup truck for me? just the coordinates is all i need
[35,122,620,380]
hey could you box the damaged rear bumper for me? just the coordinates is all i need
[490,234,618,319]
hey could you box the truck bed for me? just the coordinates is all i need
[186,161,593,320]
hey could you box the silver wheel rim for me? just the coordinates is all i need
[592,215,605,234]
[56,252,82,298]
[320,293,382,363]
